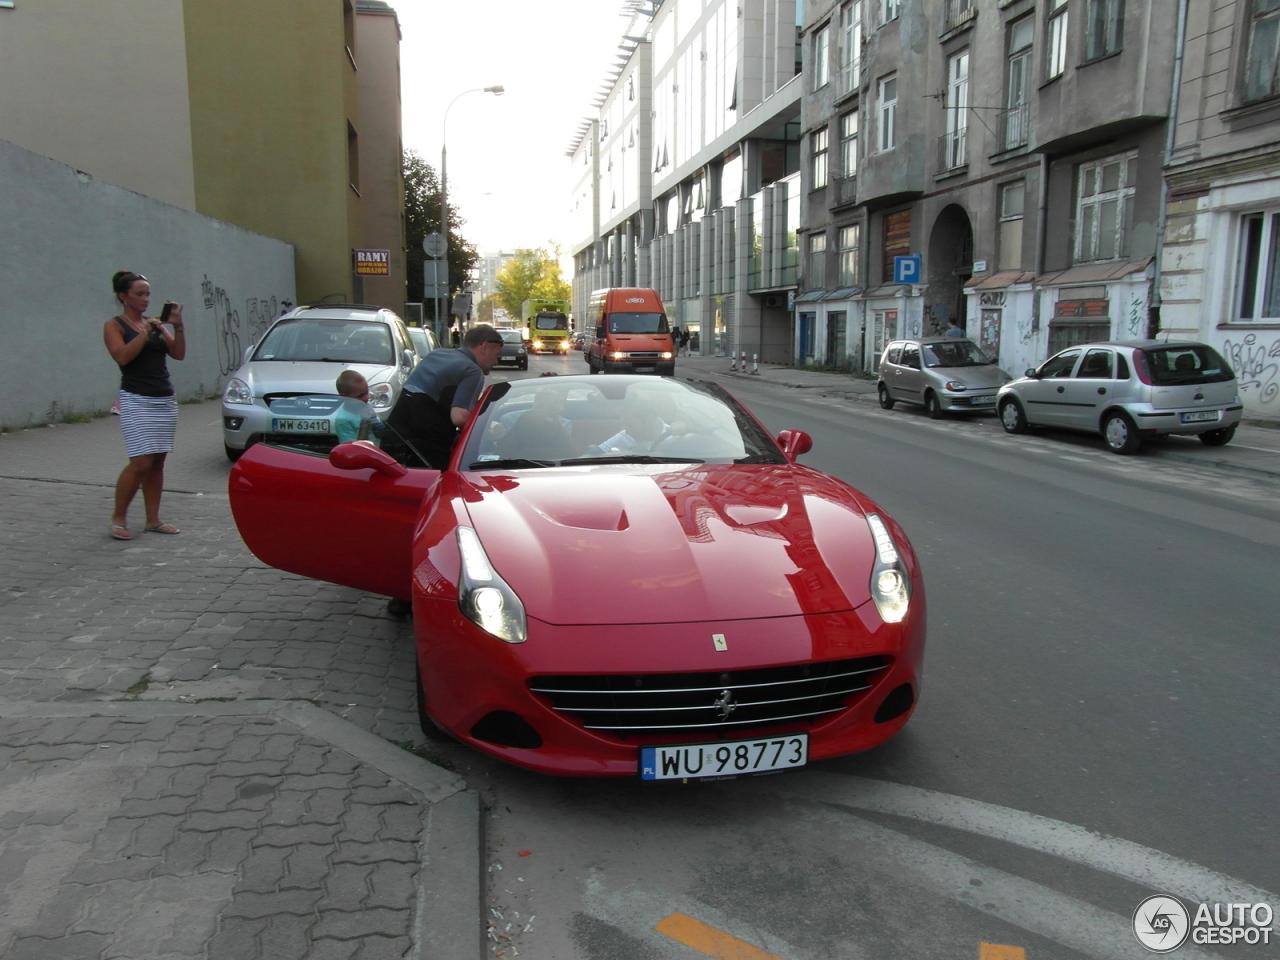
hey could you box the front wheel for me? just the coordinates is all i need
[924,392,946,420]
[224,443,244,462]
[877,384,896,410]
[1198,424,1236,447]
[999,399,1029,434]
[1102,411,1142,454]
[518,358,528,371]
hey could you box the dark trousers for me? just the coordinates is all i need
[386,391,457,469]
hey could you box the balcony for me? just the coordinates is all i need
[1000,102,1029,152]
[937,130,967,174]
[942,0,976,33]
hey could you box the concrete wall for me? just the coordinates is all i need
[0,138,295,431]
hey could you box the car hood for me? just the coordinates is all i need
[239,360,396,394]
[926,364,1010,389]
[459,465,878,625]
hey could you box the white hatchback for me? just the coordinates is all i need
[996,340,1243,454]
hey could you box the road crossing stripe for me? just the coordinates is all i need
[655,911,787,960]
[980,945,1026,960]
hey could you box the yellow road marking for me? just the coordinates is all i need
[654,911,786,960]
[980,944,1026,960]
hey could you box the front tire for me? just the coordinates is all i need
[877,384,896,410]
[1198,425,1236,446]
[924,391,946,420]
[999,399,1029,434]
[518,358,528,371]
[224,444,244,462]
[1102,411,1142,454]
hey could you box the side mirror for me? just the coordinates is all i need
[330,441,408,478]
[595,325,605,339]
[1024,368,1039,378]
[776,429,813,462]
[402,348,416,369]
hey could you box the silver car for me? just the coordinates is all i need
[222,304,418,461]
[996,340,1243,454]
[877,337,1012,418]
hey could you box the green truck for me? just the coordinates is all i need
[521,299,572,354]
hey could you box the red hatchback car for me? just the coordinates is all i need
[229,376,926,778]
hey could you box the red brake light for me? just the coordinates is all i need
[1133,350,1154,385]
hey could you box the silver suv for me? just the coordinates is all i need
[221,304,418,461]
[996,340,1242,454]
[877,337,1012,418]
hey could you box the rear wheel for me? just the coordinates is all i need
[1102,411,1142,455]
[924,391,946,420]
[1197,424,1236,446]
[999,398,1029,434]
[877,384,896,410]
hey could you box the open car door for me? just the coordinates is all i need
[228,400,440,600]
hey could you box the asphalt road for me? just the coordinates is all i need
[458,352,1280,960]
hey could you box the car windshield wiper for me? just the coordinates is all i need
[570,455,706,465]
[468,458,560,470]
[734,453,783,464]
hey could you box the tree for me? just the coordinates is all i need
[494,248,572,320]
[403,150,478,318]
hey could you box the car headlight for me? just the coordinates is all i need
[224,378,252,404]
[608,351,626,360]
[944,380,967,392]
[457,527,526,643]
[866,513,911,623]
[532,340,544,350]
[661,351,674,360]
[368,382,393,408]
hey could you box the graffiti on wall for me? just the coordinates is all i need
[1222,333,1280,407]
[204,275,284,376]
[1125,294,1146,337]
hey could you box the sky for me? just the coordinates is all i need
[394,0,634,258]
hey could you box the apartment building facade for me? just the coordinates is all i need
[0,0,404,309]
[1158,0,1280,419]
[570,0,803,361]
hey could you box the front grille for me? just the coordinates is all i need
[626,352,661,359]
[529,656,890,736]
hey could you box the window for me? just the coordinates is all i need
[943,51,969,170]
[880,0,900,25]
[839,1,864,94]
[1075,151,1136,262]
[1236,210,1280,320]
[878,75,898,152]
[838,224,862,287]
[1245,0,1280,102]
[840,111,859,177]
[1076,348,1115,378]
[1047,0,1069,80]
[882,209,911,282]
[808,233,828,289]
[1004,17,1034,150]
[998,181,1025,270]
[1085,0,1124,60]
[813,24,831,89]
[347,121,360,194]
[811,127,830,189]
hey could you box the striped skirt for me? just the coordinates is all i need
[118,390,178,458]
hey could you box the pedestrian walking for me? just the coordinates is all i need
[679,328,692,356]
[103,271,186,540]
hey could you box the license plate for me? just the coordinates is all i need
[971,395,996,405]
[271,417,332,434]
[633,365,656,373]
[1180,410,1219,423]
[640,734,808,780]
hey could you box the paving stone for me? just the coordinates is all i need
[311,908,410,940]
[224,888,324,920]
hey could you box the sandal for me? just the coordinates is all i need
[144,523,180,535]
[110,524,133,541]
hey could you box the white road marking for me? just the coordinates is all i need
[770,773,1277,906]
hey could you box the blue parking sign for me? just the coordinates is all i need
[894,255,921,284]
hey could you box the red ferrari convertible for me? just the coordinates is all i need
[229,375,926,778]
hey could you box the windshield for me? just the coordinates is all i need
[500,330,525,343]
[923,340,992,367]
[534,313,569,331]
[254,319,394,365]
[607,312,669,334]
[459,378,785,469]
[1141,345,1236,385]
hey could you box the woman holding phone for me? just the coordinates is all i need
[103,271,186,540]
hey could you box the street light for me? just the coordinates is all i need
[439,84,504,341]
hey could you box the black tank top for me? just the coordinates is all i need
[115,317,174,397]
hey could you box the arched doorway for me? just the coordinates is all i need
[926,205,974,336]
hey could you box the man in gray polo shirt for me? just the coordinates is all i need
[387,324,505,468]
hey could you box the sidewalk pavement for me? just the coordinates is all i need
[0,409,483,960]
[678,353,1280,481]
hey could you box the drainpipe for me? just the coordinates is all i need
[1032,152,1049,341]
[1149,0,1191,338]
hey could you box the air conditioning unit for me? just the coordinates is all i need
[764,294,783,308]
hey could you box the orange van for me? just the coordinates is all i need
[585,288,676,376]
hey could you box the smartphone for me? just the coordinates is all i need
[159,302,174,324]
